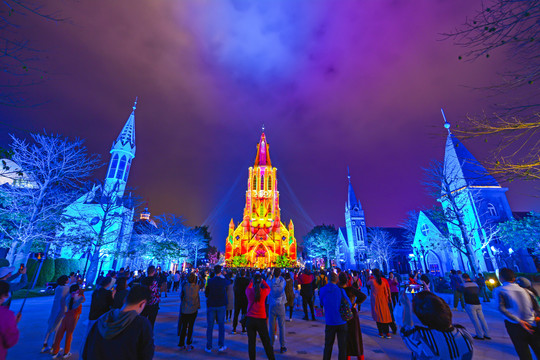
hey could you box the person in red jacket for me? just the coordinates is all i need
[245,273,274,360]
[0,280,20,360]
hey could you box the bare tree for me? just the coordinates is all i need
[0,133,99,266]
[423,160,501,274]
[367,227,396,274]
[1,1,65,107]
[445,0,540,181]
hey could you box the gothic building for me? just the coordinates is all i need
[338,170,368,269]
[225,131,297,268]
[60,100,137,279]
[412,115,536,274]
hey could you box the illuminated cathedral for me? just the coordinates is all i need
[225,131,297,268]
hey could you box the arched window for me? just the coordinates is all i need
[421,224,430,237]
[116,155,127,180]
[355,227,363,244]
[107,154,119,178]
[261,175,264,190]
[253,176,257,189]
[123,158,131,182]
[487,203,497,217]
[268,176,272,190]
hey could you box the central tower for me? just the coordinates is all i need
[225,131,297,268]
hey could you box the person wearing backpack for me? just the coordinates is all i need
[320,272,351,360]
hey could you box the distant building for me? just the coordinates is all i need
[412,116,536,274]
[337,169,368,269]
[60,100,137,274]
[225,130,297,268]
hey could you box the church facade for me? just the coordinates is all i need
[412,117,536,274]
[225,131,297,268]
[60,100,137,280]
[337,170,368,270]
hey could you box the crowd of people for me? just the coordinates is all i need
[0,263,539,360]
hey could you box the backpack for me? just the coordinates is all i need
[339,288,353,322]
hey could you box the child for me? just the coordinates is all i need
[293,286,301,310]
[51,284,85,359]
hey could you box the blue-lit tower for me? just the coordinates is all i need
[345,169,368,268]
[104,99,137,196]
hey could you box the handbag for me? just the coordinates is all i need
[339,288,354,322]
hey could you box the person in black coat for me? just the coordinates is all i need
[232,269,250,334]
[83,285,154,360]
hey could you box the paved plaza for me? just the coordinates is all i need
[8,290,520,360]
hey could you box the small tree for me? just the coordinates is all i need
[367,228,396,274]
[303,224,338,268]
[187,226,211,267]
[1,133,99,266]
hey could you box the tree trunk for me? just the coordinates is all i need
[86,246,101,285]
[11,241,32,268]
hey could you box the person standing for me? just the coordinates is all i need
[245,273,275,360]
[141,265,160,329]
[112,277,129,309]
[368,269,393,338]
[296,269,316,321]
[82,285,154,360]
[42,275,70,352]
[451,270,465,311]
[283,272,295,322]
[475,273,489,302]
[495,268,540,359]
[178,272,200,350]
[268,268,287,353]
[205,265,229,353]
[232,269,250,334]
[460,273,491,340]
[0,281,20,360]
[173,271,181,292]
[225,273,234,323]
[339,272,366,360]
[87,277,115,339]
[320,272,350,360]
[388,272,400,308]
[0,266,28,309]
[51,284,85,359]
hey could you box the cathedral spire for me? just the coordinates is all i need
[347,169,361,210]
[112,97,137,154]
[254,131,272,167]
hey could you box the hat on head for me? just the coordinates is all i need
[0,266,16,279]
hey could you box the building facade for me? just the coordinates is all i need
[412,117,536,274]
[338,170,368,269]
[60,100,137,277]
[225,131,297,268]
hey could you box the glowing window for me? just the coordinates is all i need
[108,154,118,178]
[123,159,131,182]
[421,224,430,237]
[261,175,264,190]
[268,176,272,190]
[116,156,126,180]
[253,176,257,189]
[487,203,497,217]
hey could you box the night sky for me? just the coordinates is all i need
[1,0,538,250]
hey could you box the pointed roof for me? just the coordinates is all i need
[441,111,498,192]
[347,168,361,210]
[254,132,272,167]
[112,98,137,155]
[443,133,499,191]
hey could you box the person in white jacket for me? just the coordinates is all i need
[268,268,287,353]
[41,275,70,353]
